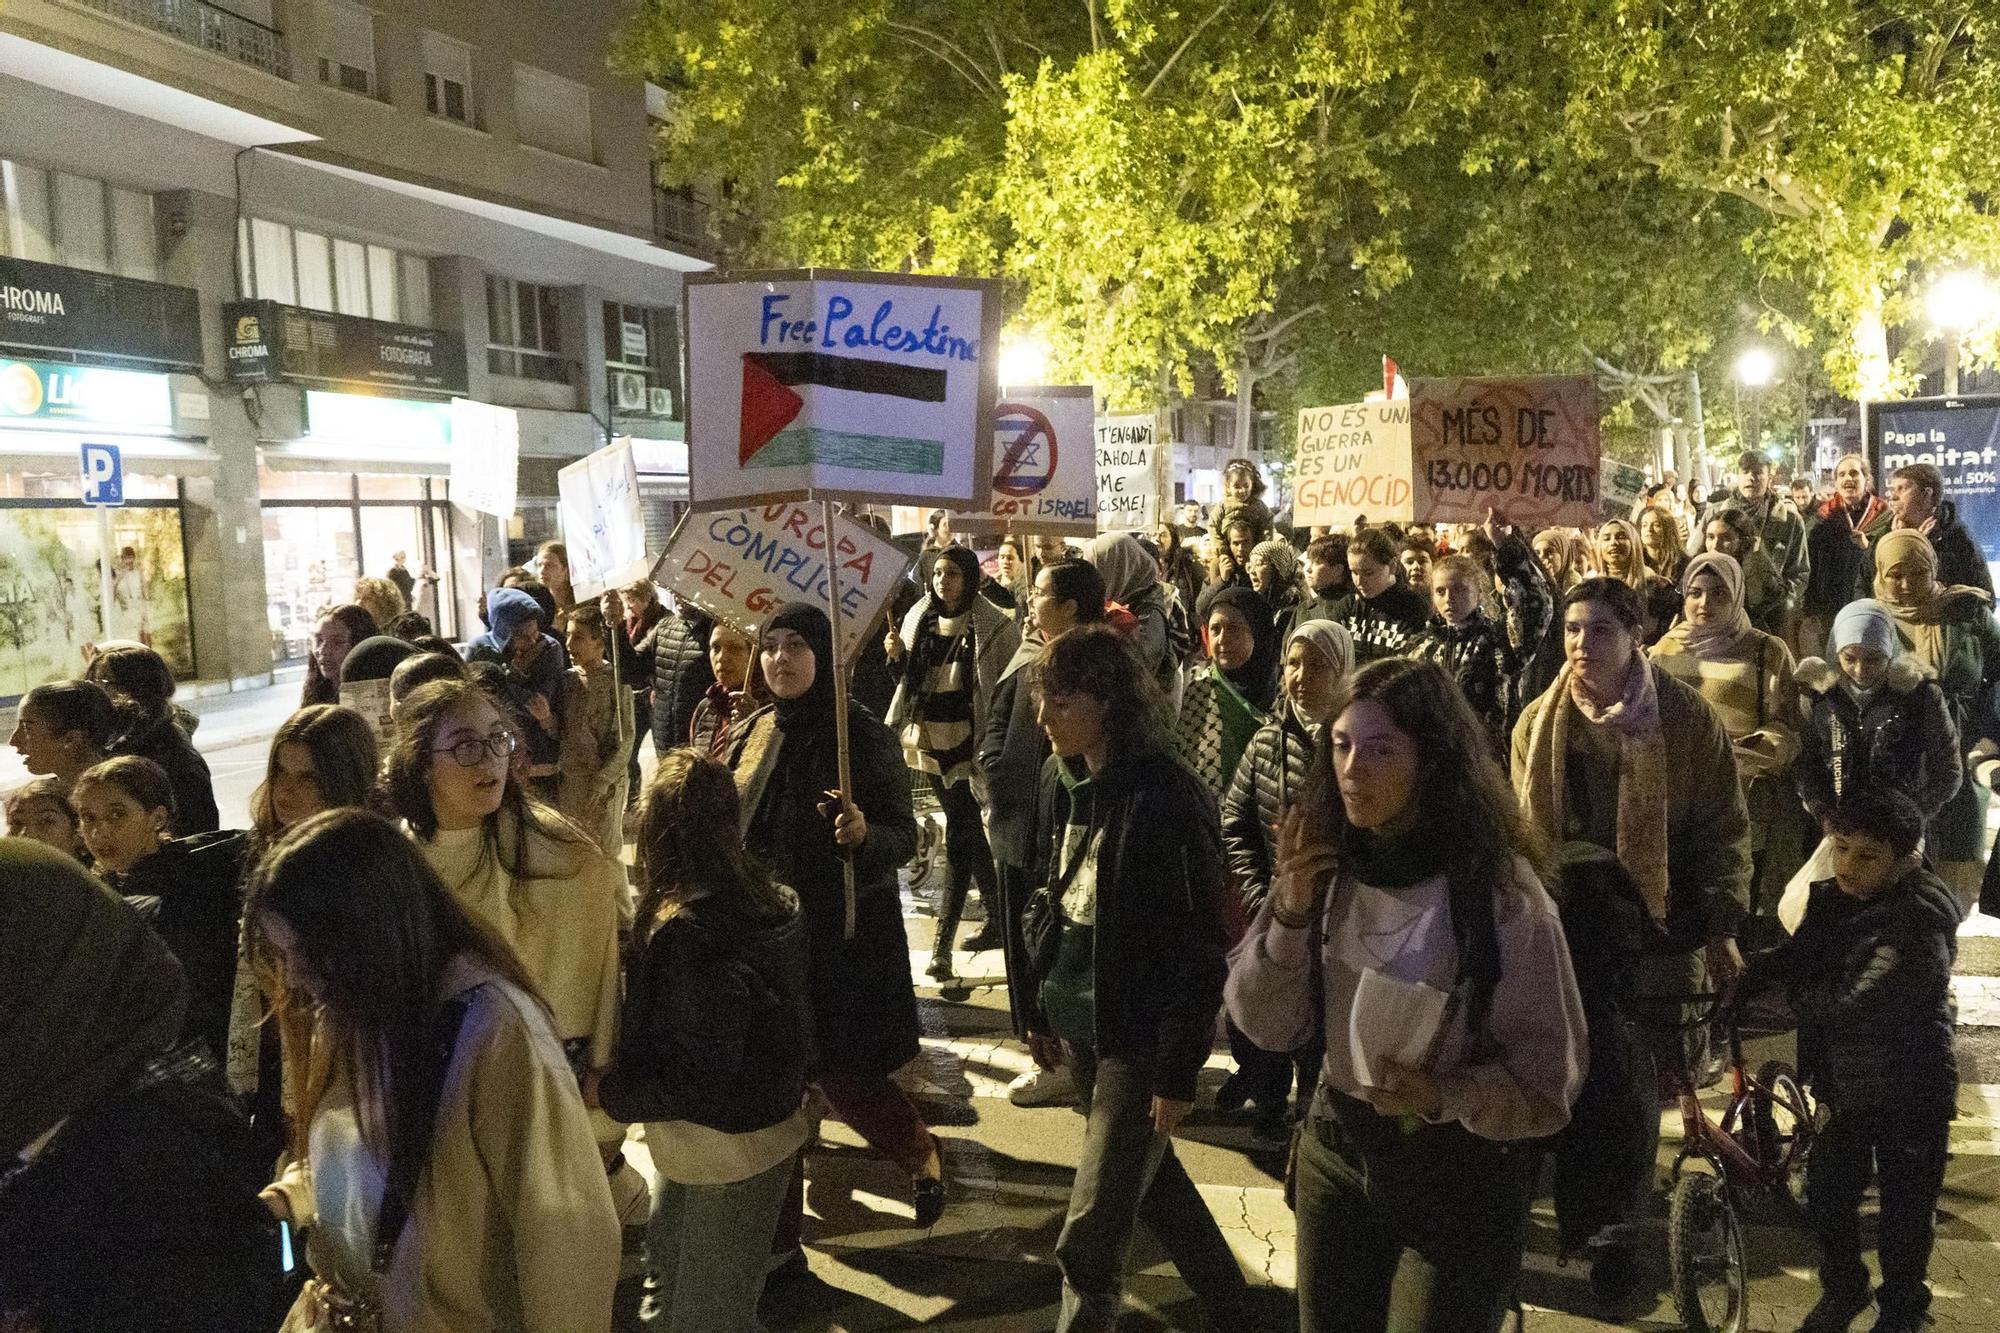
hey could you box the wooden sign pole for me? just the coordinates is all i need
[819,494,859,939]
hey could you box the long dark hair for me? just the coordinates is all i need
[634,748,790,941]
[382,678,585,865]
[1300,657,1552,1032]
[85,645,177,725]
[303,604,380,706]
[1034,625,1169,765]
[250,705,381,837]
[246,809,543,1222]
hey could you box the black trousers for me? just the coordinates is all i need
[928,775,996,956]
[1294,1089,1539,1333]
[1807,1109,1951,1319]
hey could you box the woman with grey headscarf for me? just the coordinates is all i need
[1217,620,1353,1132]
[1082,531,1186,708]
[1248,538,1306,642]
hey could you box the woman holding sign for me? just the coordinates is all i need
[728,602,947,1244]
[1226,657,1585,1333]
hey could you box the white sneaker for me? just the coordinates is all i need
[1008,1064,1077,1107]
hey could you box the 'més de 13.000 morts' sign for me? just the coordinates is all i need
[223,299,468,396]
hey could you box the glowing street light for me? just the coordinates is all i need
[998,332,1051,388]
[1734,345,1777,388]
[1927,270,1996,394]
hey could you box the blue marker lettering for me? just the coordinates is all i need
[759,294,789,345]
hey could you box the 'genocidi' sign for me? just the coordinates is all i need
[1409,375,1601,527]
[1290,400,1413,529]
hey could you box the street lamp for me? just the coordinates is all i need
[1927,269,1996,395]
[1735,345,1777,454]
[998,332,1051,388]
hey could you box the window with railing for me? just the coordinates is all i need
[486,276,569,383]
[68,0,291,80]
[651,185,711,248]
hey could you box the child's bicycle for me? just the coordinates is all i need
[1662,993,1819,1333]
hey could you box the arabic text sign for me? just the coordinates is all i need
[958,386,1097,534]
[448,397,519,519]
[652,502,914,659]
[1290,401,1413,528]
[1095,415,1164,531]
[558,440,649,600]
[684,270,1000,509]
[1409,375,1601,526]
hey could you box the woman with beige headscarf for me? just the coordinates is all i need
[1873,527,2000,910]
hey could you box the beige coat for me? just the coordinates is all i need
[274,958,620,1332]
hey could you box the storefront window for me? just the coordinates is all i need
[0,479,193,699]
[259,466,458,660]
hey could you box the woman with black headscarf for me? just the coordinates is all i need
[1176,584,1281,800]
[0,839,292,1333]
[886,545,1021,982]
[728,603,946,1253]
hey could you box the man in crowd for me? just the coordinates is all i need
[1866,462,1993,595]
[1689,450,1810,626]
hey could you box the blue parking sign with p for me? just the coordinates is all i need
[81,442,123,506]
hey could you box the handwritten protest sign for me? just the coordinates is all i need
[1095,414,1165,530]
[652,502,914,659]
[1409,375,1601,526]
[1291,401,1413,528]
[957,386,1097,536]
[448,397,519,519]
[557,440,648,599]
[683,269,1001,510]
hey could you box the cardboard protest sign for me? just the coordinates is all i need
[338,678,393,741]
[1290,400,1413,528]
[1409,375,1601,526]
[1095,414,1166,530]
[652,502,914,659]
[683,269,1002,510]
[956,386,1097,535]
[1602,459,1648,519]
[557,440,649,599]
[448,397,519,519]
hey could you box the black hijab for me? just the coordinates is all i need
[931,545,982,617]
[1195,583,1280,712]
[766,601,838,729]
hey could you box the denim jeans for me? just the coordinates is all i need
[1808,1109,1951,1320]
[1053,1045,1251,1333]
[645,1151,796,1333]
[1294,1088,1538,1333]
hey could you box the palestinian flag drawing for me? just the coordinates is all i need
[739,351,947,475]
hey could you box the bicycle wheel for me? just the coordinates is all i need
[1752,1060,1812,1220]
[1669,1169,1748,1333]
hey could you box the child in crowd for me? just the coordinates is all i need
[1207,458,1274,550]
[4,778,86,861]
[1411,554,1518,756]
[1736,789,1958,1333]
[560,602,634,855]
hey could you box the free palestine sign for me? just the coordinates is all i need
[685,269,1001,510]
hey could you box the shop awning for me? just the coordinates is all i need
[0,428,218,477]
[257,440,451,476]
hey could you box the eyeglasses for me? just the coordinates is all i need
[432,730,518,768]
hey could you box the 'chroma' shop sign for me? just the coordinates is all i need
[1409,374,1601,526]
[223,299,469,396]
[0,357,172,430]
[653,501,915,658]
[0,255,202,367]
[1291,400,1413,528]
[683,269,1001,510]
[1869,394,2000,568]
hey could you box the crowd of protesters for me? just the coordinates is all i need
[0,452,1983,1333]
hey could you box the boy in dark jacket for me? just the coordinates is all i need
[1736,790,1959,1333]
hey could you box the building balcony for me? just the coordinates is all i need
[66,0,290,80]
[652,186,711,251]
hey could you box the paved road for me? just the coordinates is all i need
[10,680,2000,1330]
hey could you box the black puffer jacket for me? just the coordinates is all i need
[1743,868,1959,1119]
[115,831,247,1064]
[1025,742,1229,1103]
[1219,704,1315,916]
[1793,655,1961,824]
[599,891,812,1134]
[111,712,219,837]
[649,609,714,752]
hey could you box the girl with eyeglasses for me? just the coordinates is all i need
[381,678,634,1209]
